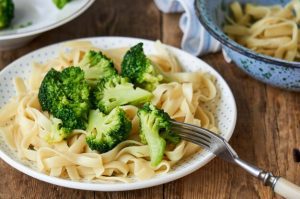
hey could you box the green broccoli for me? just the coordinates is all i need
[44,116,68,143]
[38,67,90,142]
[0,0,14,29]
[121,43,186,91]
[138,103,180,166]
[52,0,71,9]
[78,50,118,86]
[86,107,132,153]
[92,75,153,114]
[121,43,163,91]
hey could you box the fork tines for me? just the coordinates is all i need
[170,120,212,149]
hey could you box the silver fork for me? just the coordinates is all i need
[171,120,300,199]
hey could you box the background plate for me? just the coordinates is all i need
[0,0,94,40]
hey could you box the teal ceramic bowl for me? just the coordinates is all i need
[195,0,300,91]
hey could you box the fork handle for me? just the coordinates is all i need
[235,159,300,198]
[273,177,300,199]
[257,171,300,198]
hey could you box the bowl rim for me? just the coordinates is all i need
[194,0,300,69]
[0,36,237,191]
[0,0,95,41]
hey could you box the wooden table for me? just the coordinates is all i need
[1,1,299,198]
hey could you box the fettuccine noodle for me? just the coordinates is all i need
[224,0,300,61]
[0,41,218,182]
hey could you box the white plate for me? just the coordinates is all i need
[0,0,94,50]
[0,37,237,191]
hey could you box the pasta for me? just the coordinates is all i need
[0,41,218,182]
[223,0,300,61]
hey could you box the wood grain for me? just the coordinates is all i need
[1,0,300,198]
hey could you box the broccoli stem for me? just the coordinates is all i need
[140,116,166,167]
[138,103,181,167]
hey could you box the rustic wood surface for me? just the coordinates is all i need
[0,0,299,198]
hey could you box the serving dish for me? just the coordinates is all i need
[195,0,300,91]
[0,0,94,50]
[0,37,237,191]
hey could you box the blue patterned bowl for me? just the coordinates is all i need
[195,0,300,91]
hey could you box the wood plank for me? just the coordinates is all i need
[95,187,163,199]
[162,13,182,48]
[0,160,94,199]
[266,87,300,185]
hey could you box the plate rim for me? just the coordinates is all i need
[0,36,237,191]
[0,0,95,40]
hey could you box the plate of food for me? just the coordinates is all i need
[0,0,94,50]
[0,37,236,191]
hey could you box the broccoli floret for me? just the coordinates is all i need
[92,75,153,114]
[138,103,181,166]
[38,67,90,142]
[121,43,187,91]
[0,0,14,29]
[44,116,70,143]
[121,43,163,91]
[86,107,132,153]
[52,0,71,9]
[78,50,117,86]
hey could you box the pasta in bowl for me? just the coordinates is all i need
[224,1,300,62]
[0,37,236,191]
[195,0,300,91]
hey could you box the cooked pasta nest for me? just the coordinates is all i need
[0,41,219,182]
